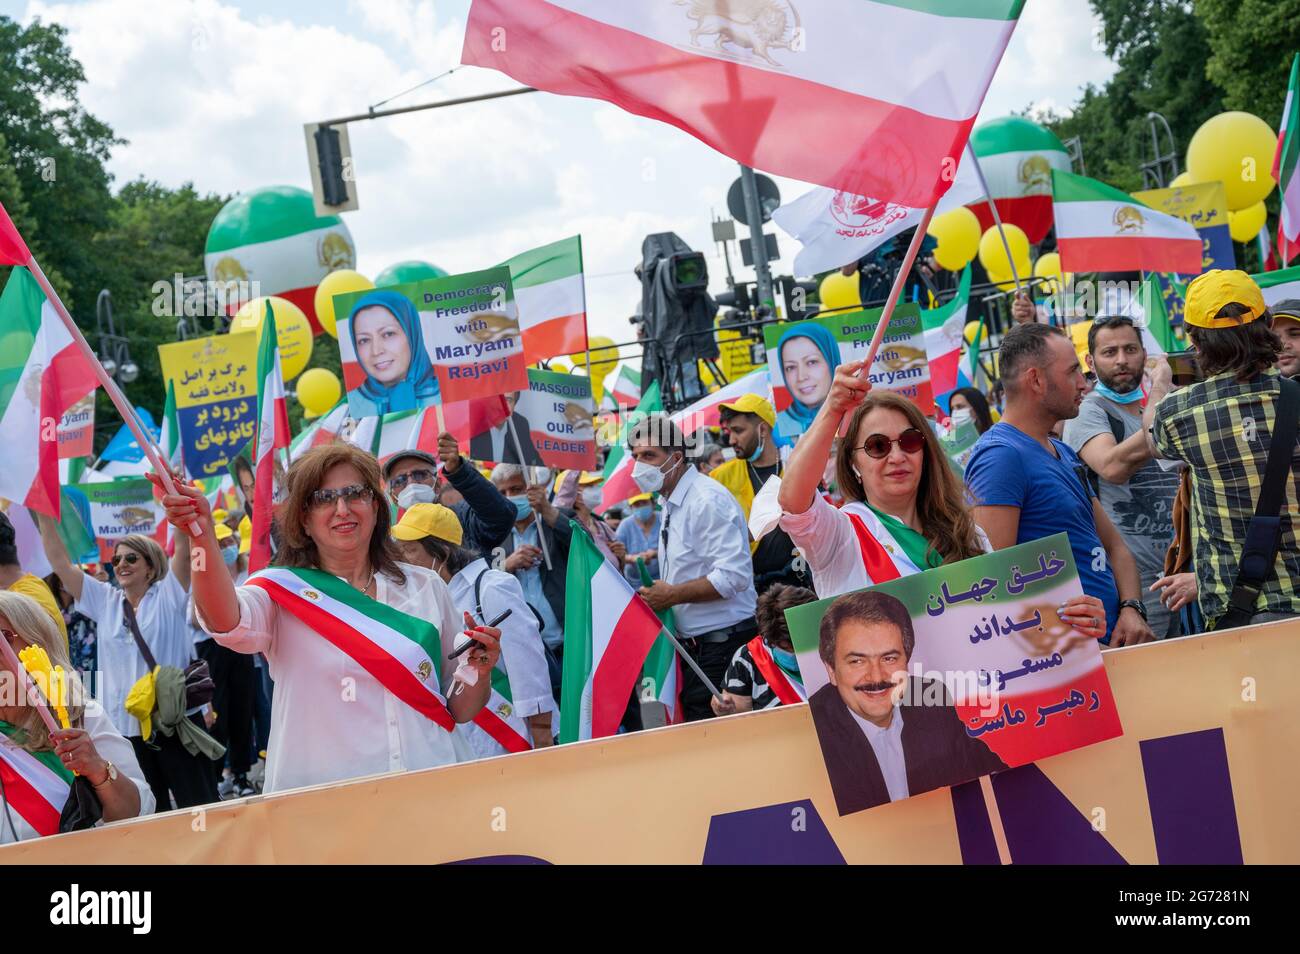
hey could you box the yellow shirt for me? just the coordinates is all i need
[7,573,69,646]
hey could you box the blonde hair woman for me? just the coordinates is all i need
[37,516,220,809]
[0,592,152,843]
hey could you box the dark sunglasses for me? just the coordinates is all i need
[388,468,436,492]
[854,428,926,459]
[111,552,144,568]
[308,484,375,511]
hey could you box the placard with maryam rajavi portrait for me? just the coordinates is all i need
[763,303,932,447]
[335,266,528,417]
[784,534,1122,817]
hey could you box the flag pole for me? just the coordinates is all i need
[505,413,553,571]
[966,145,1025,294]
[857,201,939,371]
[652,622,724,701]
[24,257,200,535]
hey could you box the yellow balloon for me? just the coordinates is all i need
[1186,111,1278,211]
[230,296,314,382]
[569,337,618,401]
[928,207,982,271]
[314,269,373,339]
[977,224,1030,277]
[550,361,571,375]
[296,367,342,416]
[963,319,982,347]
[1169,171,1200,189]
[1032,252,1072,296]
[819,271,861,313]
[985,267,1018,293]
[1228,200,1268,243]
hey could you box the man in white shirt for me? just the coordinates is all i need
[629,413,757,721]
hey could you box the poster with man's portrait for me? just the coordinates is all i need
[336,266,528,417]
[785,534,1123,816]
[763,303,932,447]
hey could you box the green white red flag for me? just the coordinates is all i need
[922,266,972,400]
[462,0,1024,209]
[0,720,73,838]
[249,302,291,572]
[1274,53,1300,266]
[502,235,587,363]
[610,366,641,409]
[0,267,98,517]
[560,522,663,741]
[1052,169,1202,276]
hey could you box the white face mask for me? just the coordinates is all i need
[581,487,603,509]
[950,407,973,426]
[632,454,678,494]
[397,482,436,509]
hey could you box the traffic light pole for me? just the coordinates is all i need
[738,163,775,311]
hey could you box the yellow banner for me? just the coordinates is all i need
[158,333,259,477]
[1133,181,1229,230]
[6,620,1296,863]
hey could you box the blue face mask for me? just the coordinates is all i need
[632,504,653,522]
[221,546,239,567]
[508,495,533,520]
[771,645,800,673]
[1093,380,1143,404]
[747,434,766,463]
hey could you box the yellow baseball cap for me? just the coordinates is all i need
[237,515,251,555]
[628,492,653,506]
[578,471,604,486]
[719,393,776,429]
[214,522,234,543]
[1183,269,1267,329]
[391,503,463,545]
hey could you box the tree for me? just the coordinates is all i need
[0,16,120,313]
[1198,0,1300,125]
[1036,2,1223,192]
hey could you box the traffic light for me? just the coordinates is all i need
[314,125,349,207]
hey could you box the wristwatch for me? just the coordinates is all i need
[1119,598,1148,621]
[93,761,118,788]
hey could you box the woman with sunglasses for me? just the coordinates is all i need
[37,516,220,808]
[776,362,1109,640]
[0,591,153,843]
[155,443,501,794]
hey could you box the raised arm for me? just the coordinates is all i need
[1142,360,1175,458]
[1076,428,1154,485]
[148,473,240,633]
[439,432,516,552]
[777,358,870,516]
[34,512,84,601]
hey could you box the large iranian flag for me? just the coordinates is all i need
[462,0,1024,209]
[922,266,972,400]
[968,116,1072,244]
[0,725,73,838]
[0,267,99,517]
[560,523,663,742]
[250,302,291,573]
[1275,53,1300,266]
[1052,169,1202,276]
[503,235,587,362]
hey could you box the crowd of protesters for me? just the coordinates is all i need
[1,267,1296,843]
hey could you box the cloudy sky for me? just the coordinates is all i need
[11,0,1116,354]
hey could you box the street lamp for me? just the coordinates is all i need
[95,289,137,386]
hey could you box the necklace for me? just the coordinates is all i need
[343,567,375,594]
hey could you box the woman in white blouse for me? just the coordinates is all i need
[38,518,219,808]
[776,362,1107,638]
[392,502,557,758]
[156,443,501,794]
[0,591,153,843]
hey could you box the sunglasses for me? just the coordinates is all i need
[388,468,436,492]
[854,427,926,459]
[308,484,375,511]
[111,552,145,568]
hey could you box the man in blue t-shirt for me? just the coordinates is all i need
[965,323,1155,647]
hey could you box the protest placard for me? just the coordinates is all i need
[158,333,258,478]
[336,266,528,415]
[467,369,595,471]
[64,477,165,562]
[764,303,932,446]
[786,533,1122,816]
[57,392,95,459]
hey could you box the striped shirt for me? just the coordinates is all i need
[724,642,802,711]
[1151,368,1300,626]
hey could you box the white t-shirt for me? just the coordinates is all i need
[0,698,155,844]
[199,562,471,794]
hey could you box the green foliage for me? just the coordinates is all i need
[1198,0,1300,123]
